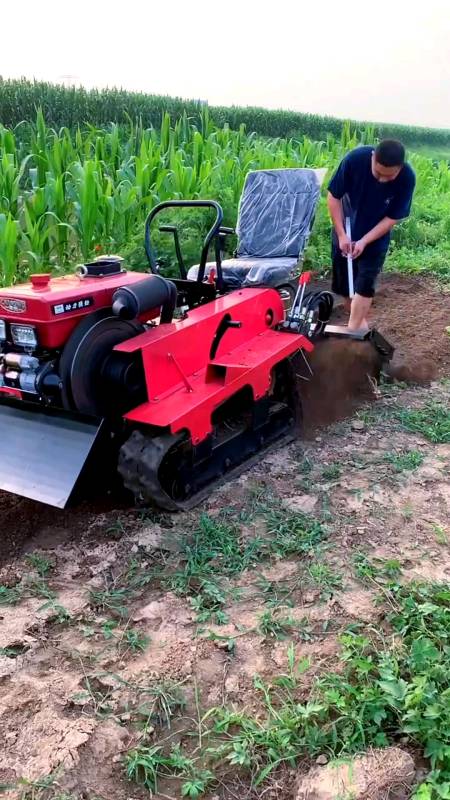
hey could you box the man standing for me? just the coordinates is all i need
[327,139,415,332]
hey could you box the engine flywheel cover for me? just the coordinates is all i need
[60,311,144,417]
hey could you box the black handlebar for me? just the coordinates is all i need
[144,200,224,287]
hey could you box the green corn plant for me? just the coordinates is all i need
[0,213,19,284]
[69,160,103,258]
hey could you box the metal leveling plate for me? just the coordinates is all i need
[0,404,102,508]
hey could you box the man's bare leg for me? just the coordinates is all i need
[343,297,352,313]
[348,294,372,332]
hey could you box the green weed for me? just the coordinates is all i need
[353,553,402,584]
[130,680,187,730]
[432,523,448,544]
[0,643,30,658]
[37,599,71,623]
[398,402,450,443]
[308,561,343,598]
[256,576,295,608]
[25,553,55,577]
[321,464,342,481]
[125,743,213,797]
[9,772,63,800]
[89,587,129,618]
[0,584,22,604]
[198,581,450,795]
[121,628,150,654]
[88,558,157,620]
[402,503,415,520]
[384,449,424,472]
[258,609,312,641]
[263,508,326,557]
[106,519,127,539]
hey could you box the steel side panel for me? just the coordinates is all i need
[124,330,313,442]
[116,287,288,408]
[0,405,102,508]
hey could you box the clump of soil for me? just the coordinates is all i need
[298,272,449,432]
[295,747,415,800]
[298,338,381,432]
[334,273,450,381]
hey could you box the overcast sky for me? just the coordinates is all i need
[3,0,450,128]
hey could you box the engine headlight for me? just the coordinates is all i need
[11,324,38,348]
[0,320,6,340]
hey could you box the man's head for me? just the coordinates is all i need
[372,139,405,182]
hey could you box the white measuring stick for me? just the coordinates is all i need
[345,216,355,298]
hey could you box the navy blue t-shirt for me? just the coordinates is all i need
[328,146,416,255]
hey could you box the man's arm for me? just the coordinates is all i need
[327,192,352,255]
[352,217,397,258]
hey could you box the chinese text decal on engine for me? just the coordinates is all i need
[52,297,94,315]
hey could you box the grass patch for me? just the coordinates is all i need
[125,743,214,798]
[262,508,326,557]
[169,514,265,621]
[398,402,450,443]
[321,463,342,481]
[191,582,450,797]
[257,610,312,641]
[384,449,424,472]
[308,561,343,598]
[353,553,402,584]
[89,558,159,619]
[170,509,325,611]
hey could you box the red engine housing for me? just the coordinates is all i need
[0,270,152,350]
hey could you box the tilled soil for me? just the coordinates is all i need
[337,272,450,380]
[0,273,449,799]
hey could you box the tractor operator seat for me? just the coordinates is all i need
[187,168,326,290]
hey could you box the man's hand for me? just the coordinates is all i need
[338,233,352,255]
[352,238,367,258]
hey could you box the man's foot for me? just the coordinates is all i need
[348,294,373,331]
[347,324,370,335]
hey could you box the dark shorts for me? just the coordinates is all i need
[331,244,386,299]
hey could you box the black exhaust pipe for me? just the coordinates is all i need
[112,275,177,323]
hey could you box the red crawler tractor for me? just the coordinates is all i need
[0,169,393,509]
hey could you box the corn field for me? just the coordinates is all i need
[0,108,449,286]
[2,78,450,150]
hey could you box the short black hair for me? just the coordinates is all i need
[375,139,405,167]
